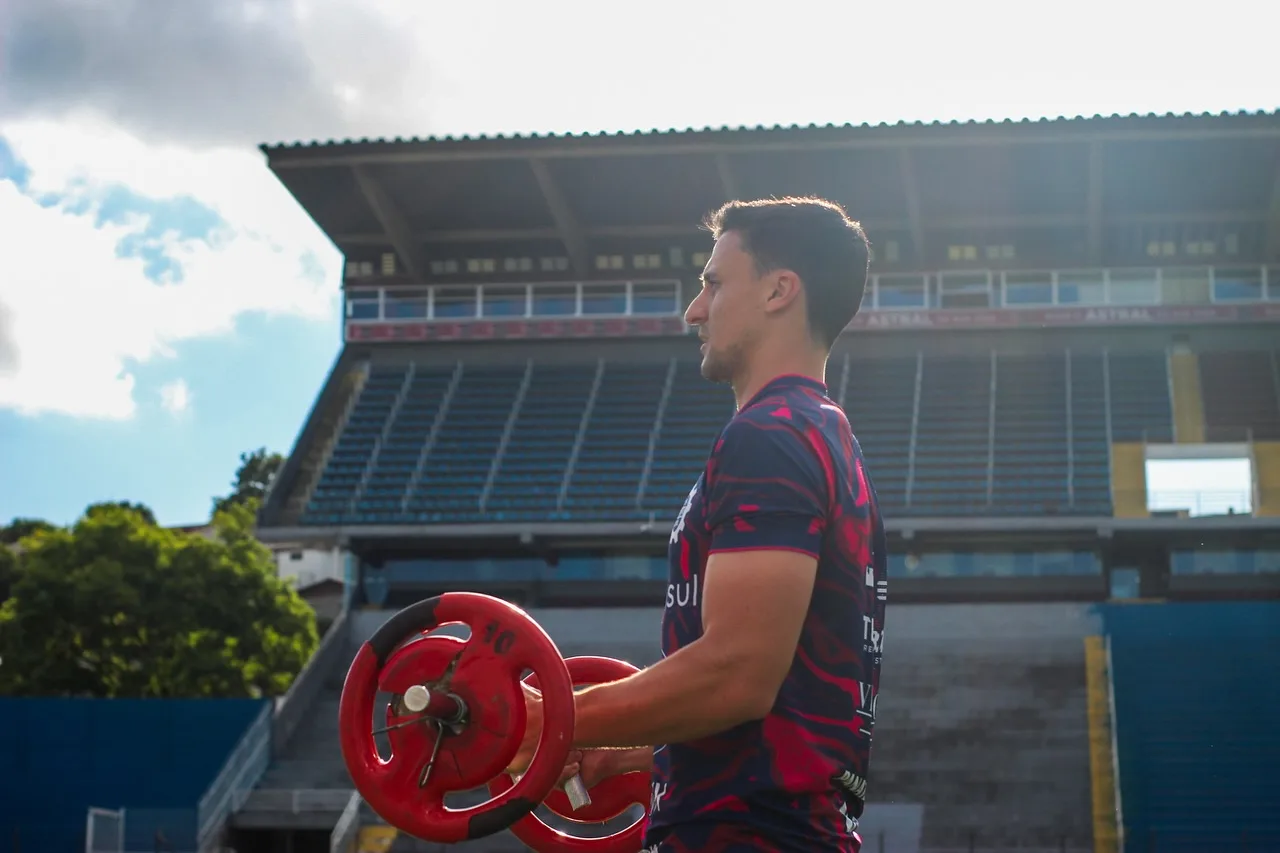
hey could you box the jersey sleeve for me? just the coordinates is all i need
[704,415,829,557]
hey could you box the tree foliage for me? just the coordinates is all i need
[0,546,15,602]
[0,501,317,698]
[213,447,284,516]
[86,500,157,526]
[0,517,56,545]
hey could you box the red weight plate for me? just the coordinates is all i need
[377,634,524,792]
[489,656,651,853]
[339,592,575,843]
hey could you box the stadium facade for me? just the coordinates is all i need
[15,112,1277,853]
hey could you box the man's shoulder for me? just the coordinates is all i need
[714,401,811,461]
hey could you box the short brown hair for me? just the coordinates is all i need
[702,196,870,348]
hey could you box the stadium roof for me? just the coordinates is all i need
[261,110,1280,158]
[260,110,1280,277]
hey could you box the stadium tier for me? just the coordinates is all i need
[293,346,1211,526]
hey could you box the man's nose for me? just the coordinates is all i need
[684,293,706,326]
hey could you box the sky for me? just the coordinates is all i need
[0,0,1277,527]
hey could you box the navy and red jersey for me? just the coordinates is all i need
[644,374,888,853]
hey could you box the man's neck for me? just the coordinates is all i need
[732,347,828,411]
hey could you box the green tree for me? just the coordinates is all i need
[86,501,157,526]
[213,448,284,515]
[0,517,56,545]
[0,545,15,602]
[0,500,317,698]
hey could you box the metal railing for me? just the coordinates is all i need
[985,349,998,504]
[635,357,677,508]
[479,359,533,513]
[273,607,351,753]
[1198,425,1259,443]
[1144,488,1254,517]
[903,351,924,507]
[236,789,355,814]
[195,703,272,850]
[557,357,606,511]
[348,363,415,512]
[329,792,363,853]
[401,360,463,512]
[287,362,370,520]
[343,263,1280,323]
[1105,636,1125,853]
[1064,348,1076,506]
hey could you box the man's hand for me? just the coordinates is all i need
[504,680,544,777]
[557,748,649,789]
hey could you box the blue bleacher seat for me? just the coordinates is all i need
[296,346,1180,527]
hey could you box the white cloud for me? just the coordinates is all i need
[0,117,341,420]
[159,379,193,417]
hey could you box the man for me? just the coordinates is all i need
[512,196,888,852]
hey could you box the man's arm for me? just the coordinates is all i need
[569,415,826,750]
[570,549,818,748]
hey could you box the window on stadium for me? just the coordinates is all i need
[531,284,577,315]
[346,290,380,320]
[1108,269,1160,305]
[1212,267,1265,302]
[631,281,680,314]
[383,287,429,320]
[581,283,626,314]
[433,286,477,319]
[1002,272,1054,306]
[1146,454,1253,517]
[1056,271,1106,305]
[876,275,928,309]
[482,285,528,317]
[937,272,992,308]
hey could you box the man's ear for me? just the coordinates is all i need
[763,270,803,315]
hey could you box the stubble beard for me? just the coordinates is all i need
[700,344,738,385]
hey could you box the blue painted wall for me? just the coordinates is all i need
[1100,602,1280,853]
[0,698,267,853]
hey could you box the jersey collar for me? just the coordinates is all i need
[742,373,828,410]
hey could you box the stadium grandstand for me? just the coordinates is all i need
[23,110,1280,853]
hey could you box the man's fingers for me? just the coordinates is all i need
[558,762,581,786]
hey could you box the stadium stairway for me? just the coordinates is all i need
[908,354,993,515]
[204,613,359,840]
[1069,351,1113,514]
[870,603,1096,851]
[1102,602,1280,853]
[991,352,1071,514]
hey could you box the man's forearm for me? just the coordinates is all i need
[570,635,762,749]
[602,745,654,776]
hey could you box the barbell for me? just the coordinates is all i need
[338,591,650,851]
